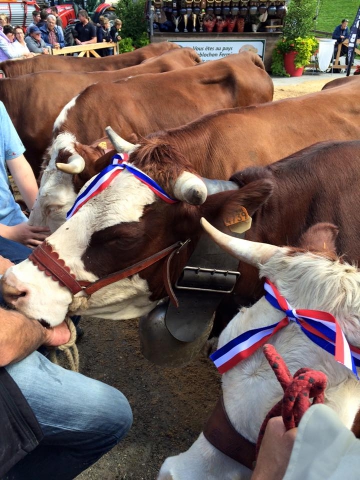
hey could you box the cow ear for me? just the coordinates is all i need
[199,179,273,227]
[298,223,339,253]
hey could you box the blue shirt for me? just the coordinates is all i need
[0,102,27,226]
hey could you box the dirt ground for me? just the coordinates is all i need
[73,77,333,480]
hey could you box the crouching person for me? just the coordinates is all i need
[0,257,132,480]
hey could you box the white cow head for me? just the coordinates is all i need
[158,221,360,480]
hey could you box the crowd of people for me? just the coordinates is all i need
[0,8,123,59]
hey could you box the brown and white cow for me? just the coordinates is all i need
[0,47,201,178]
[4,140,360,329]
[31,77,360,233]
[157,221,360,480]
[0,41,180,77]
[29,51,273,232]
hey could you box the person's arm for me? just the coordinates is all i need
[251,417,297,480]
[7,154,38,210]
[332,25,342,42]
[0,37,21,59]
[0,308,71,366]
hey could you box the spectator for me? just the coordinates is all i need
[0,25,33,61]
[36,8,48,30]
[332,18,350,60]
[0,101,49,258]
[99,17,112,56]
[40,14,65,50]
[25,25,49,55]
[13,26,34,58]
[74,9,97,45]
[26,10,41,35]
[110,18,122,43]
[0,14,10,28]
[50,6,63,30]
[0,256,133,479]
[252,404,360,480]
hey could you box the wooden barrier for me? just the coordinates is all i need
[333,39,360,71]
[51,42,119,57]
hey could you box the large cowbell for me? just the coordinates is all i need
[139,227,242,367]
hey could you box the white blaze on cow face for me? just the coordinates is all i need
[29,132,80,232]
[4,170,159,326]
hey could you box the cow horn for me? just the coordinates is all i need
[56,154,85,174]
[105,126,139,153]
[200,217,280,266]
[201,178,239,195]
[173,172,208,205]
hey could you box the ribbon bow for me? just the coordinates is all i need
[211,279,360,378]
[67,154,177,220]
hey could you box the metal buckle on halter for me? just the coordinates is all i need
[175,266,240,294]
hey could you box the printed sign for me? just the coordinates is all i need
[169,39,266,62]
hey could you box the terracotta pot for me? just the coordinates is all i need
[284,51,304,77]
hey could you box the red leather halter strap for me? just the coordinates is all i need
[29,240,189,298]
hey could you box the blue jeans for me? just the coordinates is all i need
[0,236,31,265]
[4,351,133,479]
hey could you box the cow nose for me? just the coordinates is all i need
[1,281,28,307]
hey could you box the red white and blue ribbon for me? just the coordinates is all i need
[66,153,177,220]
[211,279,360,378]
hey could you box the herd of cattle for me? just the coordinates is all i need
[1,42,360,478]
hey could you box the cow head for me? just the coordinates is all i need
[158,221,360,480]
[30,132,116,232]
[2,132,272,326]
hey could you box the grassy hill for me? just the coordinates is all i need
[315,0,359,33]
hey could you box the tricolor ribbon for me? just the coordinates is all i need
[66,153,177,220]
[211,279,360,378]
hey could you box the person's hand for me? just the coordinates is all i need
[75,38,81,45]
[0,256,14,275]
[117,35,121,41]
[43,320,71,347]
[43,48,49,55]
[6,222,50,248]
[251,417,297,480]
[54,42,60,49]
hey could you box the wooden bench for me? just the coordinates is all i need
[51,42,119,57]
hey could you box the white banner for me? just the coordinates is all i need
[169,39,266,62]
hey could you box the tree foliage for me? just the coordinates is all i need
[282,0,318,39]
[115,0,149,49]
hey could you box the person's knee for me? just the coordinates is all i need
[104,388,133,442]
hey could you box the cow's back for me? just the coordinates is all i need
[321,75,360,90]
[54,51,273,144]
[0,47,199,178]
[0,41,180,77]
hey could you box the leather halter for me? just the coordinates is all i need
[203,395,256,471]
[29,240,190,300]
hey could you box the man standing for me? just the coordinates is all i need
[26,10,41,35]
[25,25,49,54]
[74,9,97,45]
[40,14,65,50]
[50,6,64,30]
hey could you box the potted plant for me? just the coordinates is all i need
[271,0,318,77]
